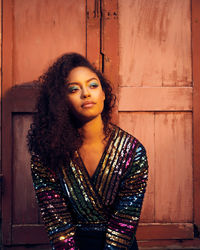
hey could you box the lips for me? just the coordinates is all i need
[81,101,96,108]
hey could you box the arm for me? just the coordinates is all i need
[31,154,78,250]
[104,144,148,250]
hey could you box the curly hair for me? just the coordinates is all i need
[27,52,116,169]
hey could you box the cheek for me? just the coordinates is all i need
[98,90,105,102]
[98,93,105,110]
[66,96,79,110]
[101,90,105,100]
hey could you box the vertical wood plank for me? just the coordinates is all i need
[2,0,13,244]
[86,0,101,69]
[155,112,193,222]
[118,0,191,87]
[13,114,38,224]
[0,0,2,170]
[2,0,13,94]
[119,112,155,222]
[2,0,88,246]
[13,0,86,85]
[192,0,200,233]
[0,0,2,247]
[2,94,12,245]
[101,0,119,123]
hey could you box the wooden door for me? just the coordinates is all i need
[118,0,200,248]
[2,0,87,247]
[1,0,118,248]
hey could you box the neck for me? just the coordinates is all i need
[79,115,105,144]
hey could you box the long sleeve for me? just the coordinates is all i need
[31,154,78,250]
[104,144,148,250]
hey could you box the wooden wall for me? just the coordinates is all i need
[2,0,87,248]
[118,0,192,222]
[0,0,2,247]
[117,0,199,248]
[1,0,200,249]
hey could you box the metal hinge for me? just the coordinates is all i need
[86,0,101,19]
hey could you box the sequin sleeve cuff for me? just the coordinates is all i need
[31,154,78,249]
[104,144,148,249]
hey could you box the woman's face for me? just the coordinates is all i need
[66,66,105,122]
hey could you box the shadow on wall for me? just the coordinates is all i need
[1,83,51,249]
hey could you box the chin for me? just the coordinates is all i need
[78,113,102,123]
[70,107,104,124]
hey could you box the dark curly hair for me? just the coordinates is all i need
[27,52,116,169]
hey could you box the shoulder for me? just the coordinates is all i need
[30,152,45,171]
[30,152,56,177]
[112,124,147,154]
[111,124,148,177]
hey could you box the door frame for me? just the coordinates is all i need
[192,0,200,236]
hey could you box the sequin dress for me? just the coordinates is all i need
[31,125,148,250]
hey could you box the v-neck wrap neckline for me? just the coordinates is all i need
[60,125,143,224]
[76,125,116,180]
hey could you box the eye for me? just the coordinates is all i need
[67,85,80,93]
[89,82,99,88]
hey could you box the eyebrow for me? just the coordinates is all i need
[66,77,98,86]
[86,77,98,83]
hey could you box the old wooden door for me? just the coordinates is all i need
[117,0,200,249]
[1,0,118,248]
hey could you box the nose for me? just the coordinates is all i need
[81,87,91,98]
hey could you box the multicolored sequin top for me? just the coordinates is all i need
[31,125,148,249]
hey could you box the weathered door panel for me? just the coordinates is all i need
[154,112,192,223]
[118,0,191,87]
[192,0,200,236]
[2,0,119,247]
[119,112,155,223]
[118,0,195,244]
[2,0,87,246]
[13,0,86,85]
[13,114,38,225]
[2,87,49,245]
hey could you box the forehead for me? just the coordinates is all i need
[67,66,99,82]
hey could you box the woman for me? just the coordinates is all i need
[28,53,148,250]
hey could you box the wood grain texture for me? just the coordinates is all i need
[2,83,13,245]
[192,0,200,232]
[13,114,38,224]
[9,86,39,113]
[11,223,193,244]
[119,112,193,224]
[2,0,88,245]
[119,112,154,223]
[137,223,193,240]
[119,87,192,111]
[138,238,200,249]
[118,0,191,87]
[13,0,86,85]
[0,0,1,175]
[0,0,2,228]
[4,246,51,250]
[154,112,193,222]
[12,225,48,244]
[86,0,101,69]
[101,0,119,124]
[2,0,13,94]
